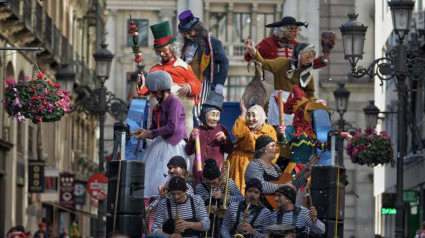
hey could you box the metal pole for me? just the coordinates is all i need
[395,44,406,238]
[338,114,345,167]
[96,86,106,238]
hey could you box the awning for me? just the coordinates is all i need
[42,201,97,218]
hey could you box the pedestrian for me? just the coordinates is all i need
[177,10,229,124]
[33,223,49,238]
[137,21,202,137]
[151,176,210,236]
[133,70,189,199]
[220,178,272,237]
[268,185,325,237]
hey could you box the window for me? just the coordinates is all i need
[224,76,249,102]
[257,14,275,39]
[127,19,149,47]
[233,13,251,43]
[210,13,227,43]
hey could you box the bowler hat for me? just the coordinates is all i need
[145,70,172,91]
[265,16,308,28]
[178,10,200,32]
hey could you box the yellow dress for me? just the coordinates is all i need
[227,116,278,195]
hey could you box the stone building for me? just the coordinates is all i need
[0,0,108,236]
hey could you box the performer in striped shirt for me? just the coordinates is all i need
[195,159,243,237]
[148,155,194,213]
[268,185,325,237]
[221,178,272,238]
[151,176,210,237]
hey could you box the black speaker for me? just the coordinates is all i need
[310,219,344,238]
[310,166,345,220]
[106,214,144,238]
[107,160,145,214]
[310,166,346,189]
[310,187,345,220]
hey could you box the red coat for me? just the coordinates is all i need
[137,57,202,105]
[244,36,326,69]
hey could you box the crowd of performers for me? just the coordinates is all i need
[131,10,339,238]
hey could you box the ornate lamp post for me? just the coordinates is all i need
[333,83,350,166]
[340,1,423,237]
[56,42,127,238]
[363,100,380,129]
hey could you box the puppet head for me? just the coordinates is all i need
[200,92,223,128]
[246,104,266,130]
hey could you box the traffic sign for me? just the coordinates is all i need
[87,173,108,200]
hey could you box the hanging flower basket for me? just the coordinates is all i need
[346,127,394,167]
[3,72,71,124]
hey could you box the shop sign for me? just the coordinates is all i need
[28,160,44,193]
[60,173,75,208]
[75,180,87,205]
[403,190,419,203]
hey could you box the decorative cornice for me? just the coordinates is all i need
[0,139,13,151]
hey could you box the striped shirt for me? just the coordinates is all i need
[245,159,308,194]
[194,178,243,206]
[152,194,210,234]
[220,200,272,238]
[245,159,281,194]
[149,182,194,212]
[271,206,325,235]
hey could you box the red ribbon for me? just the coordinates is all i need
[154,35,173,46]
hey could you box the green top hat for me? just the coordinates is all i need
[150,21,176,48]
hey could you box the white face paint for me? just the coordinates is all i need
[205,109,220,128]
[247,108,260,129]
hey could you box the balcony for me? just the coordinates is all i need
[223,43,247,63]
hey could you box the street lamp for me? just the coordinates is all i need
[363,100,380,129]
[55,64,75,93]
[339,1,423,237]
[333,83,351,166]
[57,42,127,238]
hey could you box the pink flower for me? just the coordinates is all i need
[14,113,25,122]
[13,97,22,108]
[35,116,42,122]
[5,77,16,85]
[353,147,359,156]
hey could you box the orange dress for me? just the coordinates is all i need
[227,116,278,195]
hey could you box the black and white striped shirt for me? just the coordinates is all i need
[245,159,308,194]
[149,182,194,212]
[271,206,325,235]
[220,200,272,238]
[152,194,210,234]
[194,178,243,206]
[245,159,281,194]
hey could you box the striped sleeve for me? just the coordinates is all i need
[227,178,244,204]
[149,182,194,212]
[300,207,325,235]
[220,201,239,237]
[193,195,211,231]
[253,207,272,238]
[194,183,210,203]
[245,160,279,194]
[151,199,167,234]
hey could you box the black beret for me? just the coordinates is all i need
[275,185,297,204]
[245,178,263,193]
[167,156,187,169]
[255,135,275,151]
[168,176,187,191]
[203,159,221,180]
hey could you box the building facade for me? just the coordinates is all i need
[0,0,109,237]
[374,1,425,237]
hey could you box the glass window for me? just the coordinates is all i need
[224,76,249,102]
[257,14,275,39]
[233,13,251,43]
[127,19,149,47]
[210,13,227,43]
